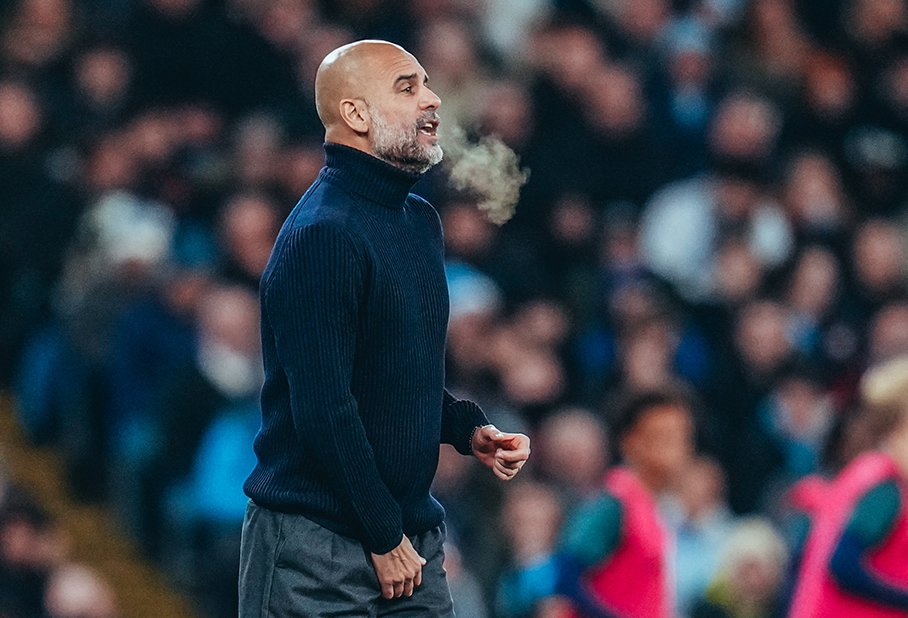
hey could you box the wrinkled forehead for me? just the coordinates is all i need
[361,45,426,93]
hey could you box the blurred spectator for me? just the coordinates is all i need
[44,564,117,618]
[230,112,285,190]
[0,0,76,80]
[432,442,507,610]
[58,43,135,143]
[872,46,908,134]
[478,0,550,68]
[843,0,908,67]
[842,123,908,215]
[789,354,908,617]
[665,456,737,617]
[641,166,792,303]
[780,150,853,247]
[848,219,908,324]
[783,52,861,182]
[783,245,844,363]
[708,91,783,170]
[867,302,908,365]
[0,482,120,618]
[581,63,668,207]
[213,191,281,291]
[649,16,723,180]
[477,81,537,154]
[415,17,493,133]
[690,518,789,618]
[726,0,813,95]
[495,481,564,618]
[445,259,503,396]
[556,385,695,618]
[143,285,262,548]
[759,369,836,483]
[0,77,82,386]
[0,491,64,618]
[487,299,570,421]
[534,408,610,505]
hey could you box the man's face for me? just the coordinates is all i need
[622,404,694,488]
[365,50,442,174]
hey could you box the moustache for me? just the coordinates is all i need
[414,112,440,130]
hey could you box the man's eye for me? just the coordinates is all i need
[403,86,412,93]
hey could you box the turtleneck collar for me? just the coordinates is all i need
[322,142,422,209]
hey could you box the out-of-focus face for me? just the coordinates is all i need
[620,325,675,390]
[501,482,563,564]
[481,82,533,147]
[618,0,670,44]
[220,193,279,279]
[44,564,117,618]
[364,47,442,173]
[75,47,132,107]
[622,404,694,489]
[677,458,725,518]
[584,65,646,136]
[733,555,782,604]
[853,220,908,294]
[787,246,840,318]
[199,286,261,356]
[417,18,476,85]
[708,93,780,163]
[804,56,855,118]
[714,240,763,305]
[0,81,42,150]
[539,410,609,492]
[783,151,847,228]
[735,300,792,377]
[869,303,908,363]
[848,0,908,46]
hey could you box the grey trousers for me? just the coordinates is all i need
[238,501,455,618]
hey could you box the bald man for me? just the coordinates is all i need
[239,40,530,617]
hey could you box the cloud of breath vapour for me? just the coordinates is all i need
[441,125,530,225]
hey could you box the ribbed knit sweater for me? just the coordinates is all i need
[244,143,489,554]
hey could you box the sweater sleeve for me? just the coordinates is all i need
[441,389,490,455]
[264,224,403,554]
[829,479,908,610]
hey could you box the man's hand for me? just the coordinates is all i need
[371,535,426,599]
[472,424,530,480]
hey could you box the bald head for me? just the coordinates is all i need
[315,40,411,131]
[313,39,443,173]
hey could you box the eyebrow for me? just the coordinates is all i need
[395,73,418,85]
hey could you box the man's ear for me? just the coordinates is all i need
[339,99,369,134]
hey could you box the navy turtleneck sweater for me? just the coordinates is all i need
[244,143,489,554]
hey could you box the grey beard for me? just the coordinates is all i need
[369,106,443,174]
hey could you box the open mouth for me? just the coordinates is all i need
[419,119,439,137]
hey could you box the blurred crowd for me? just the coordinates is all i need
[2,0,908,616]
[0,463,118,618]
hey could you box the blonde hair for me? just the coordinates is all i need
[717,517,788,576]
[861,355,908,409]
[860,355,908,438]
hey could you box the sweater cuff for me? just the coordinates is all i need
[354,485,404,554]
[442,391,490,456]
[369,530,405,556]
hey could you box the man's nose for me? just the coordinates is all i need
[422,87,441,110]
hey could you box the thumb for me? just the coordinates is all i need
[493,432,518,447]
